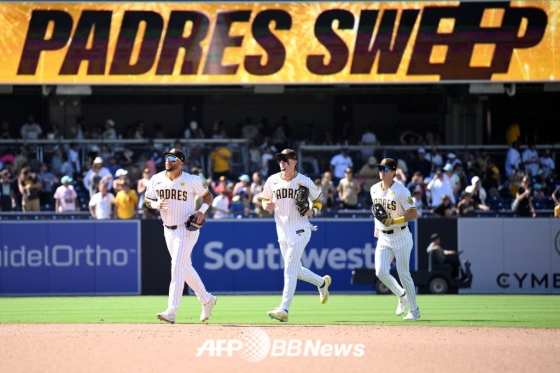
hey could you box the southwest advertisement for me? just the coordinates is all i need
[0,1,558,84]
[0,221,141,295]
[189,219,416,293]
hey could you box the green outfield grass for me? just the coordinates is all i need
[0,295,558,328]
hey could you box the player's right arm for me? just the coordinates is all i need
[144,175,168,211]
[260,177,275,212]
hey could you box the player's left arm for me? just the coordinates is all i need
[193,177,213,222]
[385,188,417,225]
[306,178,322,217]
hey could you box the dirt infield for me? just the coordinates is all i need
[1,324,558,373]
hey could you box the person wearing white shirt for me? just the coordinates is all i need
[20,116,42,140]
[212,190,230,219]
[330,148,353,181]
[54,176,79,212]
[540,149,555,178]
[425,146,443,173]
[427,170,455,207]
[505,142,522,177]
[359,126,377,159]
[522,143,540,176]
[88,181,115,219]
[83,157,113,193]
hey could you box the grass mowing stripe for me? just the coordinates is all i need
[0,295,558,328]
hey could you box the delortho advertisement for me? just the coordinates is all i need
[458,218,560,294]
[0,221,141,295]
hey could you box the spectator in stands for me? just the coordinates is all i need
[89,180,115,219]
[555,202,560,218]
[515,176,536,217]
[233,174,250,197]
[249,172,264,205]
[427,233,463,279]
[505,141,522,178]
[428,170,455,207]
[0,120,12,139]
[320,171,336,208]
[13,146,30,177]
[98,144,112,164]
[50,147,64,175]
[470,176,487,206]
[412,187,424,216]
[37,163,58,206]
[145,140,163,169]
[102,119,117,140]
[134,122,146,139]
[137,167,150,212]
[407,172,427,207]
[18,166,41,212]
[411,147,431,178]
[115,180,138,219]
[425,146,443,174]
[84,157,113,198]
[506,122,521,145]
[112,168,130,193]
[359,126,377,159]
[446,152,461,168]
[532,183,545,201]
[456,186,489,217]
[522,142,540,176]
[184,120,205,164]
[431,194,453,217]
[106,156,121,176]
[241,116,258,140]
[399,129,423,145]
[358,156,381,198]
[483,158,501,198]
[0,169,16,211]
[230,189,249,216]
[68,143,81,174]
[249,140,262,174]
[443,164,460,200]
[337,167,361,209]
[477,148,489,176]
[540,149,555,178]
[509,164,526,197]
[209,144,232,181]
[212,190,230,219]
[53,176,79,213]
[552,184,560,208]
[20,115,42,140]
[330,148,353,184]
[271,121,288,151]
[209,120,227,139]
[466,151,481,178]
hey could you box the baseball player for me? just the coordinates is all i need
[144,148,216,324]
[371,158,420,321]
[261,149,330,322]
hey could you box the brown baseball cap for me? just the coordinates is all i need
[163,148,185,162]
[376,158,397,171]
[275,149,297,161]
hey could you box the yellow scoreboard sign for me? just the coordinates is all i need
[0,1,559,84]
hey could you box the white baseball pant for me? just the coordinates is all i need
[278,229,324,311]
[164,226,211,314]
[374,229,418,311]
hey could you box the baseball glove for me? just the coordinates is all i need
[295,185,310,216]
[186,214,206,231]
[372,203,392,226]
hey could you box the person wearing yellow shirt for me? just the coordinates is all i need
[115,180,139,219]
[209,144,232,180]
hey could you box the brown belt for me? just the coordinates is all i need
[165,223,187,230]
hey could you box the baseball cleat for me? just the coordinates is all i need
[396,292,407,316]
[157,311,176,324]
[267,308,289,322]
[319,275,331,304]
[403,308,421,321]
[200,295,217,322]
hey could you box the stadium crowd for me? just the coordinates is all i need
[0,115,558,219]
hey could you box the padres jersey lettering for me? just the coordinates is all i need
[261,172,321,234]
[145,171,209,226]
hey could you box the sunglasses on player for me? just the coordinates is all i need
[378,166,391,173]
[277,156,291,163]
[165,155,178,162]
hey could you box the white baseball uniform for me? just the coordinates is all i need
[145,171,213,316]
[261,172,324,311]
[370,180,418,312]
